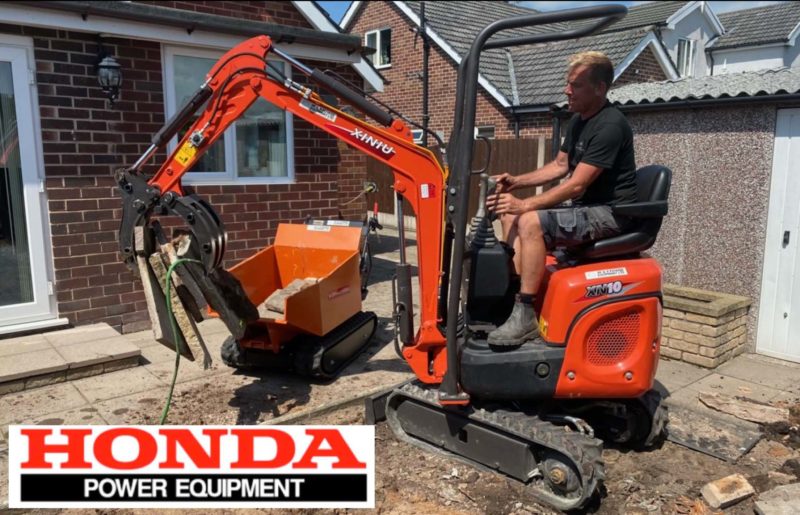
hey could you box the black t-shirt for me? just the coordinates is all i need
[560,102,637,205]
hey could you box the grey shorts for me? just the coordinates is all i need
[537,205,628,250]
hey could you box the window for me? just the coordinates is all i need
[677,38,695,77]
[475,126,495,139]
[365,28,391,68]
[163,46,294,184]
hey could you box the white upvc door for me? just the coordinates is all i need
[0,37,54,329]
[757,108,800,363]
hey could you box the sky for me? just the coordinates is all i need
[317,1,787,24]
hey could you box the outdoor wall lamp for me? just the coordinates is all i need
[96,39,122,106]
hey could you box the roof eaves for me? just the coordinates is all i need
[291,1,384,92]
[666,1,724,34]
[340,0,363,31]
[392,0,511,108]
[614,30,680,81]
[787,19,800,46]
[711,39,789,52]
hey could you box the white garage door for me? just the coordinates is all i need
[757,108,800,363]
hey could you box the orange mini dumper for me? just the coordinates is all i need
[117,4,672,511]
[217,221,377,377]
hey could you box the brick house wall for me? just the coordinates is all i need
[0,2,369,333]
[614,46,669,87]
[349,2,553,140]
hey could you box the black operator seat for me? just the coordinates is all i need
[571,165,672,260]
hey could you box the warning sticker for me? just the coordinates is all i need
[175,143,197,166]
[584,267,628,280]
[307,225,332,232]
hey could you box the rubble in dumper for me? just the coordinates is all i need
[259,278,319,319]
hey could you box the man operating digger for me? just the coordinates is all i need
[486,51,637,347]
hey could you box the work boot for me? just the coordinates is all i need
[487,300,539,347]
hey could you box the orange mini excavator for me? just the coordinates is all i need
[117,4,671,510]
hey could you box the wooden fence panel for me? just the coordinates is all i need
[366,137,551,222]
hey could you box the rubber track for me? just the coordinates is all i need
[293,310,377,379]
[387,382,605,511]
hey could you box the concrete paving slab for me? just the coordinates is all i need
[137,340,182,364]
[197,317,230,335]
[54,336,140,368]
[93,387,171,425]
[656,358,713,393]
[769,391,800,410]
[143,359,228,384]
[42,323,120,346]
[0,348,67,382]
[0,334,51,357]
[71,366,165,403]
[0,382,88,426]
[685,373,784,403]
[715,355,799,391]
[15,404,108,426]
[122,331,162,349]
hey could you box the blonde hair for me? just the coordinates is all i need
[568,51,614,90]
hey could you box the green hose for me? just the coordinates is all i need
[159,258,202,425]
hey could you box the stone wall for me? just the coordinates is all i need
[660,284,751,368]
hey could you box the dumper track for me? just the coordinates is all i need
[221,311,377,380]
[385,382,604,511]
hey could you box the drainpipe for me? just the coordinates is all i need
[421,1,430,147]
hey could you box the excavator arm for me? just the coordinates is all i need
[118,35,448,381]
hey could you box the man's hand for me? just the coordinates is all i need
[492,173,518,193]
[486,192,530,215]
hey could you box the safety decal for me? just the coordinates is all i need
[175,142,197,166]
[584,267,628,280]
[299,98,337,122]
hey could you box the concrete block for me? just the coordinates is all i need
[663,308,685,320]
[683,353,721,368]
[754,483,800,515]
[671,319,703,334]
[66,363,105,381]
[685,312,720,325]
[25,370,67,389]
[700,473,755,509]
[671,339,700,354]
[0,379,25,396]
[662,327,685,340]
[103,356,141,373]
[659,347,682,360]
[699,345,727,358]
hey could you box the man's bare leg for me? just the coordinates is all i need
[488,211,547,347]
[500,213,521,274]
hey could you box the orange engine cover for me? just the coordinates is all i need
[536,258,663,399]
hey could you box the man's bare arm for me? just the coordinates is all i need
[495,151,570,191]
[486,161,603,215]
[526,162,603,211]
